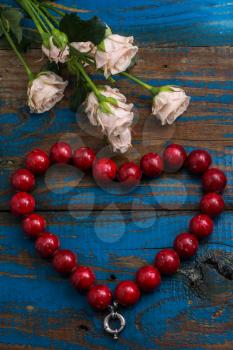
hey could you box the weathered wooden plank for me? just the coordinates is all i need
[2,46,233,114]
[0,10,232,349]
[0,297,232,350]
[1,46,233,140]
[2,0,233,46]
[0,154,232,211]
[1,138,232,210]
[0,211,232,349]
[1,211,232,264]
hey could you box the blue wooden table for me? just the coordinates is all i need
[0,1,233,349]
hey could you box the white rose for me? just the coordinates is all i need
[71,41,96,54]
[70,41,96,66]
[152,87,190,125]
[42,36,69,64]
[95,34,138,78]
[85,85,134,153]
[27,72,68,114]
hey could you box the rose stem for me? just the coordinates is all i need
[121,71,159,95]
[30,0,56,31]
[16,0,49,35]
[75,61,103,100]
[38,5,59,26]
[0,16,34,81]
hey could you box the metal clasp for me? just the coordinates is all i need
[103,301,126,339]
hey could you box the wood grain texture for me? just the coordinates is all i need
[2,0,233,46]
[0,1,233,348]
[0,212,232,350]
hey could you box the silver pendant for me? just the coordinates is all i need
[103,301,126,339]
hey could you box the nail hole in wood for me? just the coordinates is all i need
[78,324,89,331]
[109,274,117,281]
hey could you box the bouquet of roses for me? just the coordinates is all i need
[0,1,190,153]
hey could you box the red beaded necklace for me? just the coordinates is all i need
[10,143,227,339]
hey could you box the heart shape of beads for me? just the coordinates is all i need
[9,143,227,318]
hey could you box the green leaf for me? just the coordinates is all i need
[60,14,106,45]
[17,28,42,52]
[42,61,60,75]
[1,8,23,43]
[70,76,90,112]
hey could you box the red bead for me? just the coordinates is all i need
[11,168,35,192]
[92,158,117,183]
[50,142,72,164]
[52,249,77,275]
[155,249,180,275]
[136,265,161,292]
[73,147,96,172]
[186,150,212,175]
[10,192,35,216]
[140,153,164,178]
[189,214,214,239]
[22,213,46,238]
[87,285,112,310]
[115,280,140,307]
[71,266,96,292]
[163,144,187,172]
[26,149,50,174]
[35,232,60,258]
[174,233,199,259]
[118,162,142,187]
[200,192,225,217]
[202,168,227,193]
